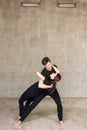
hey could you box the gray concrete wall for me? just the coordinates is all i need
[0,0,87,97]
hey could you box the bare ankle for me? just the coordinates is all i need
[19,116,21,120]
[59,121,65,127]
[15,120,23,128]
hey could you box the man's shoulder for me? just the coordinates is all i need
[41,67,46,72]
[41,68,46,74]
[53,64,57,68]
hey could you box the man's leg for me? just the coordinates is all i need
[48,89,63,121]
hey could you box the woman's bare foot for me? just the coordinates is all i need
[59,121,65,127]
[19,116,21,120]
[15,120,23,128]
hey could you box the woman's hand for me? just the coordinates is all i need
[34,71,45,81]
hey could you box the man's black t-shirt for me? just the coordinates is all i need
[41,65,57,85]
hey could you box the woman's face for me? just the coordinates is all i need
[50,73,55,80]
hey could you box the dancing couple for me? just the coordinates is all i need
[15,57,64,127]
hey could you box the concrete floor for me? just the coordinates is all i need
[0,98,87,130]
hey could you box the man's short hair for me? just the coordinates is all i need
[42,57,51,65]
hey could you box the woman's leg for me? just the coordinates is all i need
[18,82,38,117]
[19,92,47,122]
[18,89,31,117]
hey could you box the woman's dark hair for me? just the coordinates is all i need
[42,57,51,65]
[52,73,61,84]
[48,74,61,94]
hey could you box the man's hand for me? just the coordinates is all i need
[50,73,57,80]
[52,65,60,74]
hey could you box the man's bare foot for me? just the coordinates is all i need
[59,121,65,127]
[15,120,23,128]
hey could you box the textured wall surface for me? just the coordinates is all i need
[0,0,87,97]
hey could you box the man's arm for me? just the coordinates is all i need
[51,64,60,78]
[52,64,60,74]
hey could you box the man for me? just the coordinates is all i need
[40,57,64,126]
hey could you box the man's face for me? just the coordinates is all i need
[45,62,52,71]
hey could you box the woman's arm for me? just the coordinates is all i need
[35,71,53,88]
[38,79,53,89]
[35,71,45,81]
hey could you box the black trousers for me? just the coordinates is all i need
[19,89,63,122]
[18,82,43,117]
